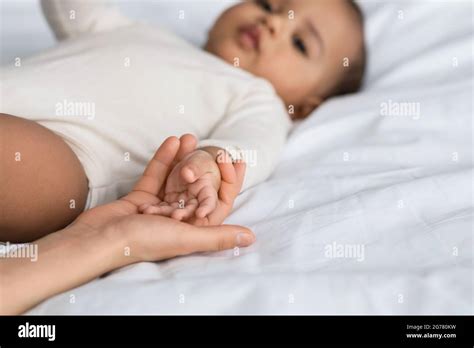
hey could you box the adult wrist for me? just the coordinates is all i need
[68,221,139,269]
[0,223,136,314]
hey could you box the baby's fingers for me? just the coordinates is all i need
[164,192,181,203]
[171,198,198,221]
[140,202,178,216]
[195,186,218,219]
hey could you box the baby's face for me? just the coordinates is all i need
[206,0,363,118]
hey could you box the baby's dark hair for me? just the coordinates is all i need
[330,0,366,97]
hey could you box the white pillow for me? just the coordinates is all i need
[117,0,473,92]
[0,0,239,65]
[356,0,472,90]
[0,0,56,65]
[3,0,471,93]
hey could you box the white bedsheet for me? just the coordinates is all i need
[1,0,472,314]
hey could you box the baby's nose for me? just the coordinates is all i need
[261,14,285,37]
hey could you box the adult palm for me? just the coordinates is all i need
[72,134,255,263]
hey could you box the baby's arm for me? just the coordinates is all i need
[41,0,132,41]
[198,80,292,192]
[142,81,292,222]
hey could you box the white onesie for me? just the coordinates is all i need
[0,0,292,209]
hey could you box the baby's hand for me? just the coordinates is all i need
[139,149,221,221]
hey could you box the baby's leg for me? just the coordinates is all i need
[0,113,88,242]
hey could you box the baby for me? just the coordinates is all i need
[142,0,366,220]
[0,0,365,239]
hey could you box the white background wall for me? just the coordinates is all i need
[0,0,239,66]
[0,0,55,65]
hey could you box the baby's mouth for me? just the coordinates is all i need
[237,24,261,51]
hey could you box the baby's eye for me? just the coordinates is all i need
[293,36,307,56]
[256,0,273,12]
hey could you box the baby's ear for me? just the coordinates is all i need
[292,95,323,120]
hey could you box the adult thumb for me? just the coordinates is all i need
[184,224,256,253]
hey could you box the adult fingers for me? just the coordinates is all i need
[216,150,236,185]
[203,161,246,225]
[132,136,180,196]
[218,161,246,204]
[180,224,256,254]
[175,134,197,163]
[157,134,197,201]
[233,161,247,193]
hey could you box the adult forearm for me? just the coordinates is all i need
[0,224,132,315]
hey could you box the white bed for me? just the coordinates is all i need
[1,0,472,314]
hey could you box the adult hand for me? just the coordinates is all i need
[139,143,247,227]
[0,134,254,315]
[72,134,255,263]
